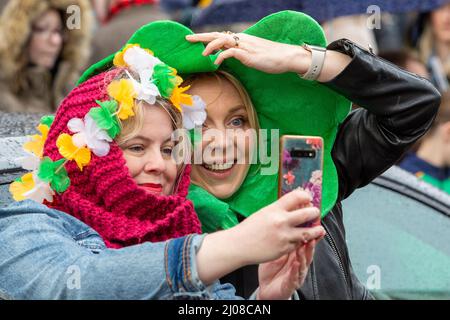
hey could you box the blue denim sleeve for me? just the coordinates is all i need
[165,233,243,300]
[0,204,240,300]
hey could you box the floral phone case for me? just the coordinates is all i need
[279,135,324,227]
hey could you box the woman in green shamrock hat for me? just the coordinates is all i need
[78,11,441,299]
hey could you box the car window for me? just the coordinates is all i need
[343,180,450,299]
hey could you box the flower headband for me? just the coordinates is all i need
[10,44,207,204]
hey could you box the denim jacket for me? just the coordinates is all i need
[0,200,242,300]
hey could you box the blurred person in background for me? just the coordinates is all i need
[411,1,450,92]
[0,0,7,13]
[399,91,450,194]
[322,15,379,54]
[160,0,212,27]
[89,0,169,64]
[0,0,93,113]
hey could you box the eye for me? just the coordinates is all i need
[127,145,144,153]
[229,117,246,128]
[161,146,173,157]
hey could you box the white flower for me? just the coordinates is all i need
[126,69,161,105]
[181,95,207,130]
[68,115,112,157]
[16,151,41,171]
[23,172,55,203]
[123,46,161,73]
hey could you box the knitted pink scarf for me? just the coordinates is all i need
[43,70,202,248]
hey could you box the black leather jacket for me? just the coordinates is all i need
[220,39,441,300]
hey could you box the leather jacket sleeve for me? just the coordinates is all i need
[322,39,441,201]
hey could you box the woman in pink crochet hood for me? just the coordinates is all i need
[2,44,325,300]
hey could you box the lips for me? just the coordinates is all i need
[139,183,163,194]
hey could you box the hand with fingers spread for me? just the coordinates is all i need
[185,31,352,82]
[257,238,322,300]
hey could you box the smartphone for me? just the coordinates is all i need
[278,135,324,227]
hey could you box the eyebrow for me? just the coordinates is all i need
[129,134,173,143]
[227,105,246,114]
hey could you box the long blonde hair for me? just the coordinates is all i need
[417,23,450,78]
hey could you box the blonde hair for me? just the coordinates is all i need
[417,23,450,78]
[115,98,183,146]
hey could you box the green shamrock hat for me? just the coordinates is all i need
[78,11,351,223]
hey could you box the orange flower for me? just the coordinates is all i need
[283,171,295,186]
[170,85,193,112]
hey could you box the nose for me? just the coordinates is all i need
[204,129,234,161]
[143,151,166,175]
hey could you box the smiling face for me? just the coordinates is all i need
[118,102,178,196]
[187,72,258,199]
[28,9,64,69]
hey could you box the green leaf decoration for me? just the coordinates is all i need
[152,63,177,98]
[37,157,70,193]
[38,157,58,182]
[51,167,70,193]
[90,100,121,139]
[40,115,55,128]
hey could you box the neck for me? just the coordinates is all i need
[416,137,446,167]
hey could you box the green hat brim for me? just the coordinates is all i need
[78,10,351,218]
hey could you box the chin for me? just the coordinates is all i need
[208,187,237,200]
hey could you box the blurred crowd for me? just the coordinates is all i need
[0,0,449,193]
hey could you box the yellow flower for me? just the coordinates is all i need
[56,134,91,171]
[113,44,154,67]
[107,79,136,120]
[170,85,193,112]
[23,124,49,158]
[113,44,135,67]
[9,173,35,201]
[168,67,184,88]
